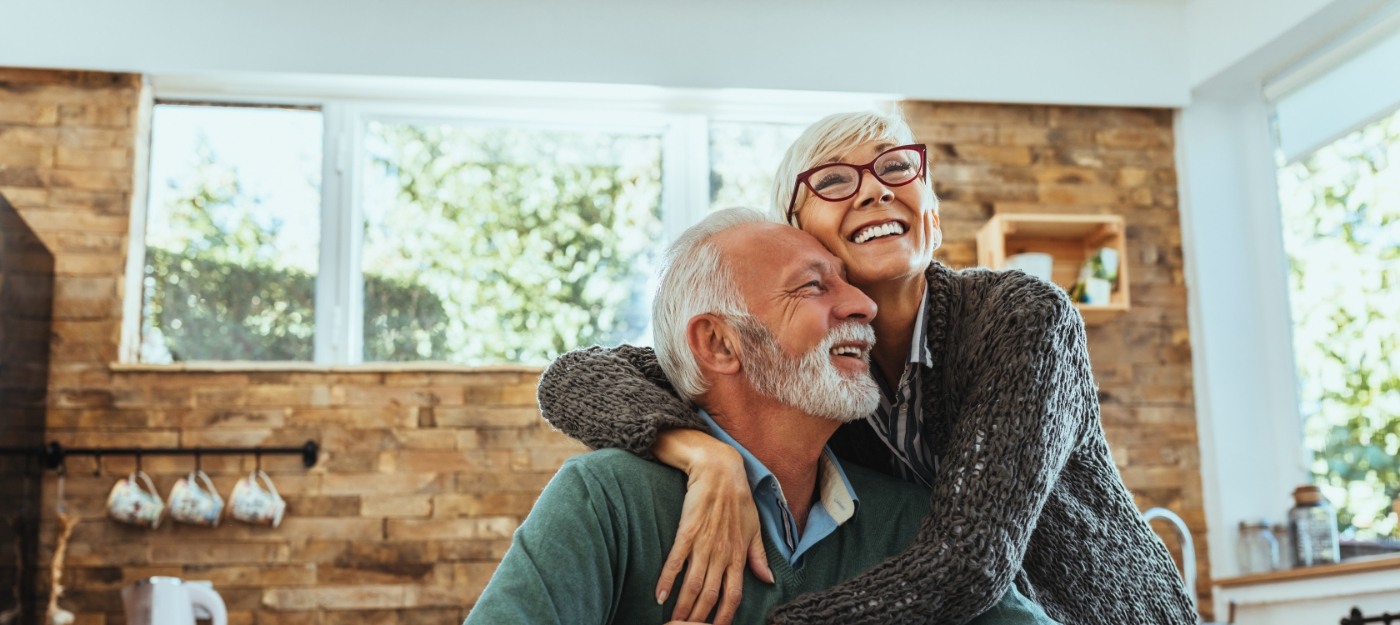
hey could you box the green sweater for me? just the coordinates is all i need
[464,448,1056,625]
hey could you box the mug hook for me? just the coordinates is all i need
[92,451,102,477]
[135,451,143,473]
[194,450,202,473]
[255,450,263,472]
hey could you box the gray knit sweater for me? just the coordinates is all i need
[537,262,1197,625]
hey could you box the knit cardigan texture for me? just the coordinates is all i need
[536,262,1198,625]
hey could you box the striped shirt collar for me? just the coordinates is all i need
[910,284,935,368]
[866,284,939,487]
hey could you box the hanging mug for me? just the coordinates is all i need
[228,470,285,528]
[167,470,225,527]
[106,470,165,529]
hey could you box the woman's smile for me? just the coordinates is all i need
[848,218,909,244]
[792,140,940,287]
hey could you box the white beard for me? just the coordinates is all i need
[736,318,880,423]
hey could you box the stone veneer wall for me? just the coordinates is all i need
[1,67,1208,622]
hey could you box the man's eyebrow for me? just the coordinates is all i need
[786,259,843,285]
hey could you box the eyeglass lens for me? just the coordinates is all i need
[807,147,923,202]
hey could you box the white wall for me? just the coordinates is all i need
[1176,0,1399,579]
[1186,0,1341,86]
[0,0,1188,107]
[1177,82,1309,581]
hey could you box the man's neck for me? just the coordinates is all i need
[703,396,838,532]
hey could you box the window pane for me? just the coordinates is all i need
[362,121,663,365]
[141,104,322,362]
[709,121,806,214]
[1276,107,1400,539]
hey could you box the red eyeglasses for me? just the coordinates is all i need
[786,144,928,224]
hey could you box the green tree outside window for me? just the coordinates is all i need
[1277,107,1400,537]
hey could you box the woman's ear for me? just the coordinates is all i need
[686,314,742,376]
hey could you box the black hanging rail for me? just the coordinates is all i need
[1342,608,1399,625]
[0,440,319,470]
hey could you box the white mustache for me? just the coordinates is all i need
[817,322,876,358]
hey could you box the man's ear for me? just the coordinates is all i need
[686,314,742,376]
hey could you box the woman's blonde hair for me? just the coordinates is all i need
[770,110,936,227]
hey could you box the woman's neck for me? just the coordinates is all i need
[860,273,927,388]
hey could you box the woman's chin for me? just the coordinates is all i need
[848,260,928,289]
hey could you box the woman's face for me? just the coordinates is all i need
[792,140,941,289]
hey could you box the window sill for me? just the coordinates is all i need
[109,361,545,375]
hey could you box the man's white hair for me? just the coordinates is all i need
[653,207,770,402]
[770,110,937,227]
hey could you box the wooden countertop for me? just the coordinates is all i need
[1214,553,1400,588]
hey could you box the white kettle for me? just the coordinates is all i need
[121,577,227,625]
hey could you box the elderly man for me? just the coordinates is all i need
[464,209,1055,625]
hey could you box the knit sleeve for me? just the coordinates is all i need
[536,344,707,458]
[768,280,1092,625]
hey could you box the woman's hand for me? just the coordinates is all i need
[652,429,774,625]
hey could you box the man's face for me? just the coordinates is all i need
[714,224,880,421]
[733,315,879,423]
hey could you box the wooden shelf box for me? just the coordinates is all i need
[975,213,1130,324]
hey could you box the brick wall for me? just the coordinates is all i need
[902,101,1208,612]
[2,68,587,625]
[1,67,1208,623]
[47,365,575,624]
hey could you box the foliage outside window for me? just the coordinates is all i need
[1276,107,1400,538]
[141,104,322,362]
[361,121,662,365]
[138,98,824,365]
[709,121,805,213]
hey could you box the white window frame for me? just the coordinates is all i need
[123,73,885,365]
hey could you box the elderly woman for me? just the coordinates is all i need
[537,111,1196,625]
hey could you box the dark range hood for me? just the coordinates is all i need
[0,193,55,625]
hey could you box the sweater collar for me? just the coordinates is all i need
[920,261,956,378]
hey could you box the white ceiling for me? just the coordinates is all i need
[0,0,1386,107]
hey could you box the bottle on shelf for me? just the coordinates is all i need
[1236,519,1279,575]
[1288,485,1341,567]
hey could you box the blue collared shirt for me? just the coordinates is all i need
[697,409,859,567]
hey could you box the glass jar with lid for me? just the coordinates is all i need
[1288,484,1341,567]
[1236,519,1279,574]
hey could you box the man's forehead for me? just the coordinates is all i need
[721,221,818,251]
[720,225,842,284]
[780,256,844,282]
